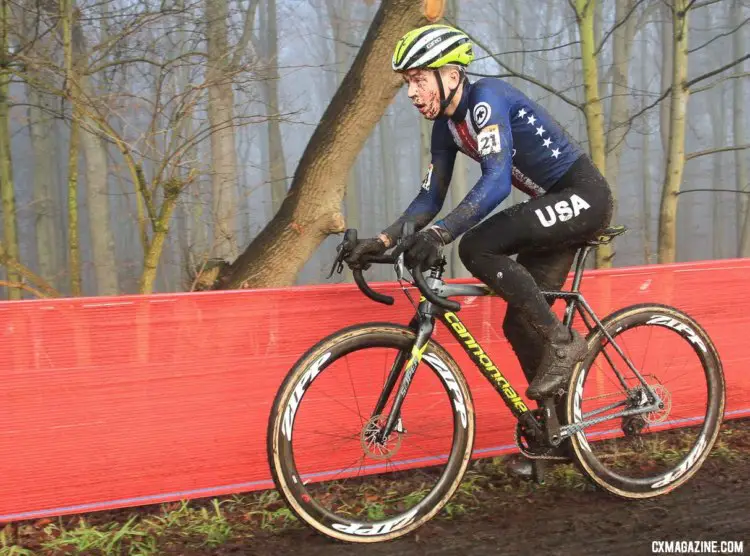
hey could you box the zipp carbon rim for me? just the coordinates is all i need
[267,323,475,542]
[567,303,725,498]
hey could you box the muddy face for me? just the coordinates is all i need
[402,69,441,120]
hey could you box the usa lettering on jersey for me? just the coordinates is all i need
[535,194,591,227]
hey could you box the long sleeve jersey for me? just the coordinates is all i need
[383,77,585,242]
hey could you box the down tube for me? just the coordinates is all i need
[439,310,531,419]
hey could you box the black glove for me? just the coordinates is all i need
[392,227,445,270]
[344,237,388,269]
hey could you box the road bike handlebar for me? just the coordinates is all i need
[331,227,461,312]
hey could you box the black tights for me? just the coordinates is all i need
[458,154,613,382]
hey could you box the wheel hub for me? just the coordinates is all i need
[360,414,404,460]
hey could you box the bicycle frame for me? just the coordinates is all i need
[371,243,664,447]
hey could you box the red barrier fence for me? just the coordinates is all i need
[2,259,750,523]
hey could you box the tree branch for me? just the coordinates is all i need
[230,0,260,70]
[691,72,750,94]
[626,53,750,129]
[690,0,724,9]
[686,53,750,88]
[0,242,60,297]
[685,144,750,161]
[464,32,581,110]
[475,41,580,60]
[688,16,750,54]
[85,52,208,75]
[595,0,647,56]
[676,188,750,196]
[0,281,50,298]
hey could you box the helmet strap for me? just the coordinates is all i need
[433,68,465,119]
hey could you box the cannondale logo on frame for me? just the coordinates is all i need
[472,102,491,128]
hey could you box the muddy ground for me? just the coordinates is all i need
[5,419,750,555]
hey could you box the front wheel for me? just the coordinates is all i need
[566,303,725,498]
[267,323,476,543]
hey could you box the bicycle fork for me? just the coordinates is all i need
[371,316,435,444]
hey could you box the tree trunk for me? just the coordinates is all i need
[443,0,468,278]
[657,1,690,264]
[139,179,189,293]
[206,0,238,260]
[62,0,81,296]
[77,105,118,295]
[710,91,725,259]
[216,0,430,289]
[265,0,288,218]
[660,3,673,155]
[734,0,750,257]
[68,113,82,297]
[326,0,359,282]
[575,0,610,267]
[449,155,468,278]
[420,119,431,174]
[22,0,65,293]
[0,0,20,299]
[69,13,119,296]
[604,0,637,221]
[641,32,652,264]
[28,86,64,290]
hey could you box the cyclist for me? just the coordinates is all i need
[345,24,613,477]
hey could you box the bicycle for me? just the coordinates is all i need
[267,222,725,543]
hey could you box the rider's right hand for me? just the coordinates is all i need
[345,237,388,270]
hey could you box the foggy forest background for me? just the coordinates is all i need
[2,0,748,299]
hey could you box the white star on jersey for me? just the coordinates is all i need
[527,115,537,125]
[517,108,527,119]
[543,137,552,148]
[551,148,561,159]
[535,125,546,137]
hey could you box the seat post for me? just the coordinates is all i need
[570,245,593,293]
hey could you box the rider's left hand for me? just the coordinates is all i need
[394,226,446,270]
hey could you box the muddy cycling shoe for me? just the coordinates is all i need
[505,446,572,480]
[526,329,588,400]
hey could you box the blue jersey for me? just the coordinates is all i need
[397,77,584,241]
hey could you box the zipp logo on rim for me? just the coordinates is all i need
[651,432,708,489]
[423,352,468,429]
[331,506,419,536]
[646,315,708,353]
[572,364,592,453]
[535,194,591,228]
[281,352,332,441]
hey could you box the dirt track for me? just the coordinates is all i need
[6,420,750,555]
[184,420,750,556]
[221,455,750,556]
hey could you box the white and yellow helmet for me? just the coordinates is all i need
[392,24,474,72]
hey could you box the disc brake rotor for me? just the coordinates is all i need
[360,414,404,460]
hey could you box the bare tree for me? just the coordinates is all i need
[658,0,691,264]
[0,0,20,299]
[206,0,239,260]
[735,0,750,256]
[215,0,436,289]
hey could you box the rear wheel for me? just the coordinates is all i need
[267,323,475,542]
[566,303,725,498]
